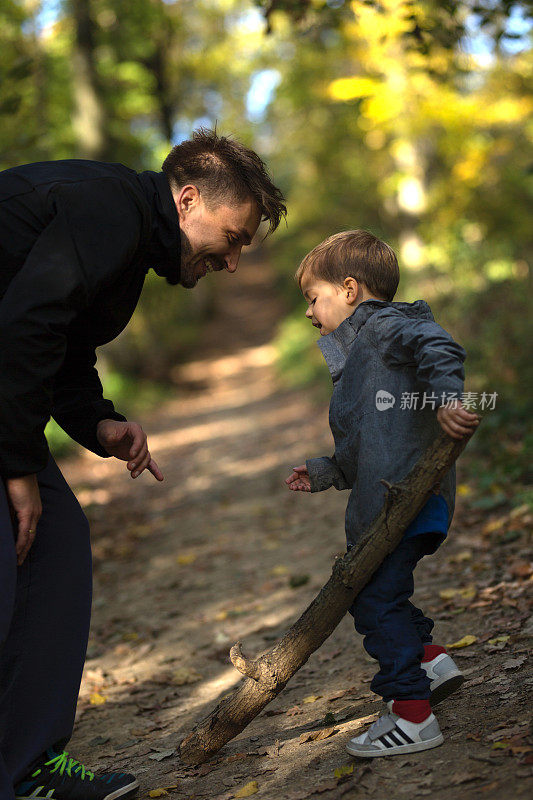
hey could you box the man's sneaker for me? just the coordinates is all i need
[422,644,464,706]
[15,748,139,800]
[346,710,443,758]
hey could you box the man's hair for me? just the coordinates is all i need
[296,229,399,302]
[162,128,286,235]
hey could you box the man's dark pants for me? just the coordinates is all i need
[0,453,92,798]
[350,532,442,702]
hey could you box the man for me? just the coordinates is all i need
[0,129,286,800]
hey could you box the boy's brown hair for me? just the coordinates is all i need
[296,230,399,302]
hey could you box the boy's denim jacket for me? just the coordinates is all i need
[306,299,466,547]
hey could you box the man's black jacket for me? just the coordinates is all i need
[0,159,181,478]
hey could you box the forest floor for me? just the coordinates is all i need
[61,255,532,800]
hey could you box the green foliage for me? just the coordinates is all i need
[1,0,265,381]
[260,1,532,507]
[273,312,329,388]
[254,0,530,54]
[265,0,532,404]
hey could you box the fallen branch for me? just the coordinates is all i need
[180,427,476,764]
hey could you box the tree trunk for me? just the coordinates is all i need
[179,427,476,764]
[141,0,176,144]
[70,0,110,159]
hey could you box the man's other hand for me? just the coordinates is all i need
[96,420,164,481]
[437,401,480,440]
[285,464,311,492]
[6,474,42,565]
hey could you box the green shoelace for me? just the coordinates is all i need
[32,751,95,782]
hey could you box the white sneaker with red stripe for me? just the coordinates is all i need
[422,645,464,706]
[346,710,443,758]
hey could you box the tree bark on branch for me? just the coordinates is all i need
[180,427,477,765]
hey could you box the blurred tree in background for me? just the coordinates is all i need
[1,0,531,493]
[260,0,532,501]
[264,1,532,392]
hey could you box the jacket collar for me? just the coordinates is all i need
[138,171,181,285]
[317,300,389,382]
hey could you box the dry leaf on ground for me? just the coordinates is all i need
[233,780,259,798]
[302,694,322,704]
[334,764,354,779]
[176,553,197,565]
[446,634,478,649]
[148,750,175,761]
[299,727,338,744]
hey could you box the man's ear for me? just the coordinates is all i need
[175,185,200,222]
[343,277,360,305]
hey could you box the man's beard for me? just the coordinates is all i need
[179,231,199,289]
[179,231,226,288]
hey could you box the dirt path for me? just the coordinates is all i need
[61,255,532,800]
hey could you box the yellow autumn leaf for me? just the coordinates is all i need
[270,565,288,576]
[303,694,322,704]
[171,667,202,686]
[439,588,460,600]
[149,788,178,798]
[440,584,476,601]
[90,693,107,705]
[488,635,510,645]
[328,76,380,102]
[176,553,196,565]
[446,634,477,649]
[492,741,509,749]
[457,484,471,496]
[451,550,472,562]
[483,512,509,535]
[215,610,228,620]
[334,763,354,779]
[234,780,259,797]
[510,504,530,519]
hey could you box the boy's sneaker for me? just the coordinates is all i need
[422,644,464,706]
[15,748,139,800]
[346,709,443,758]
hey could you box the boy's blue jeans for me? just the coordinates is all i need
[350,531,442,702]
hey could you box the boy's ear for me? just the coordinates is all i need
[343,277,360,305]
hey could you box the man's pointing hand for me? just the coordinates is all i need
[96,419,164,482]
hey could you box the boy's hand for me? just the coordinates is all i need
[437,401,480,440]
[285,464,311,492]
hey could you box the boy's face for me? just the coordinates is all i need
[301,275,358,335]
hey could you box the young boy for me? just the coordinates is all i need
[285,230,479,757]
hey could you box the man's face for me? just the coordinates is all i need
[174,186,262,289]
